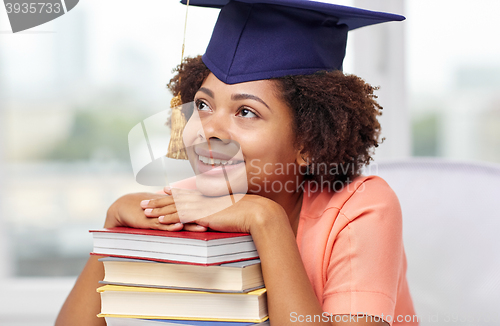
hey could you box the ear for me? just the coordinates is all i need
[295,150,309,167]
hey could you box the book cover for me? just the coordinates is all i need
[91,227,258,265]
[91,227,252,242]
[99,257,264,293]
[97,285,268,323]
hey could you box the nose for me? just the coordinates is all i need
[198,110,231,144]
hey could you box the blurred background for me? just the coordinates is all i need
[0,0,499,325]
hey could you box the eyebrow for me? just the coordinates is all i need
[198,87,215,98]
[197,87,271,111]
[231,93,270,110]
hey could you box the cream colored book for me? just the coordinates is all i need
[97,285,268,323]
[99,257,263,293]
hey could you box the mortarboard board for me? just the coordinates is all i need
[180,0,405,84]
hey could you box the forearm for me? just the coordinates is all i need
[104,192,155,228]
[55,255,106,326]
[104,192,177,230]
[250,212,330,326]
[57,192,166,325]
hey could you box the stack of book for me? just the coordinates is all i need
[90,227,269,326]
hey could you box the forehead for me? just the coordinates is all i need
[198,73,281,100]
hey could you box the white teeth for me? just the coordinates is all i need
[198,155,241,166]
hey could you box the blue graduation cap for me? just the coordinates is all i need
[181,0,405,84]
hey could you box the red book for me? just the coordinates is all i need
[90,227,258,266]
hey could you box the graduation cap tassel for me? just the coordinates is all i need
[166,95,188,159]
[166,0,191,160]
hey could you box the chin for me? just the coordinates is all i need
[195,174,232,197]
[195,167,249,197]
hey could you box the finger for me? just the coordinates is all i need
[161,222,184,232]
[150,222,183,232]
[128,218,181,232]
[183,223,208,232]
[158,213,181,225]
[163,186,172,195]
[141,196,175,209]
[145,205,178,218]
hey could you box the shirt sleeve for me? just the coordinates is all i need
[322,177,404,325]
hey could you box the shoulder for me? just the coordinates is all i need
[301,175,401,221]
[340,175,401,223]
[297,175,406,304]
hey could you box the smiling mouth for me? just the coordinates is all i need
[197,155,244,166]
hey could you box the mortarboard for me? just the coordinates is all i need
[181,0,405,84]
[166,0,405,159]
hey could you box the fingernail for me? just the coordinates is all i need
[164,186,171,192]
[158,216,164,222]
[145,208,153,214]
[140,200,150,206]
[175,222,184,227]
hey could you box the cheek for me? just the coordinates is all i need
[181,116,203,173]
[243,131,298,174]
[182,116,199,147]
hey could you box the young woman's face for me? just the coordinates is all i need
[182,73,303,200]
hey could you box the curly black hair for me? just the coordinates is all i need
[167,56,382,187]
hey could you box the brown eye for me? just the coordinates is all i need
[237,108,257,118]
[196,100,210,111]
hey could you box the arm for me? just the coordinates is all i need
[242,198,388,326]
[55,192,179,326]
[251,201,330,325]
[250,178,411,326]
[148,191,388,326]
[55,255,106,326]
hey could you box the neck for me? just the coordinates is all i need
[274,189,304,237]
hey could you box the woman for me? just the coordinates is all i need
[57,0,417,325]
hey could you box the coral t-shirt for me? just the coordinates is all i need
[296,175,418,325]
